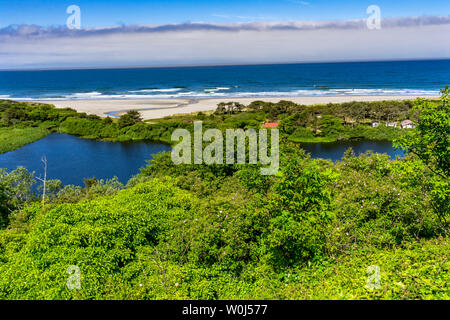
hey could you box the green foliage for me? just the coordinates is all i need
[0,100,79,125]
[0,167,36,227]
[54,177,124,204]
[37,179,63,203]
[214,102,245,115]
[396,87,449,178]
[0,127,50,154]
[264,147,336,268]
[318,115,345,136]
[59,117,119,139]
[59,117,187,145]
[103,116,113,125]
[235,165,273,194]
[329,153,442,256]
[396,87,450,225]
[0,171,447,299]
[83,177,124,199]
[288,122,403,143]
[118,110,143,128]
[0,100,79,152]
[0,179,199,299]
[275,238,449,300]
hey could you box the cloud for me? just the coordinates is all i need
[288,0,310,5]
[211,13,278,21]
[2,16,450,38]
[0,16,449,69]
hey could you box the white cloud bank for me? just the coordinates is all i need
[0,16,449,69]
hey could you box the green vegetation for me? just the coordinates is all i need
[0,100,88,153]
[0,96,428,154]
[396,86,450,226]
[288,122,402,143]
[0,101,184,150]
[0,91,448,300]
[59,117,188,144]
[0,126,50,154]
[0,147,448,299]
[118,110,144,128]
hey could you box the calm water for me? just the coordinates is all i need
[0,133,402,186]
[0,60,448,100]
[301,140,405,162]
[0,133,172,186]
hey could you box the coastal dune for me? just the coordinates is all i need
[39,95,439,120]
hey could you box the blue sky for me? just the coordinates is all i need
[0,0,449,28]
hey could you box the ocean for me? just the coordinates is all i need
[0,60,449,100]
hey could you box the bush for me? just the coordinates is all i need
[118,110,143,128]
[263,149,337,268]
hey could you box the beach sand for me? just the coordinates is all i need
[37,95,438,120]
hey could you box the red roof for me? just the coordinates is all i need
[264,122,279,128]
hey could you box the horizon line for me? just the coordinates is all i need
[1,57,450,72]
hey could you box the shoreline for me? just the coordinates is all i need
[34,95,439,120]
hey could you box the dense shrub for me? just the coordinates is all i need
[264,149,336,268]
[118,110,143,128]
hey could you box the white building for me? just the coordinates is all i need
[401,120,416,129]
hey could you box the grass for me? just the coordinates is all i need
[0,126,50,154]
[288,136,337,143]
[287,124,405,144]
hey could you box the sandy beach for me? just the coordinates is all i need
[38,95,439,120]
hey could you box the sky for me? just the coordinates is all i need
[0,0,449,69]
[1,0,449,27]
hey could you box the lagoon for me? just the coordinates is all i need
[0,133,171,186]
[300,140,405,162]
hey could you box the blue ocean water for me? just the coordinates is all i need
[0,60,448,100]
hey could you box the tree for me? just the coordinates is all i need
[214,103,227,114]
[319,115,345,137]
[233,102,245,113]
[395,86,450,224]
[247,100,266,112]
[396,86,449,179]
[83,177,98,190]
[103,116,113,124]
[0,167,35,228]
[0,183,12,227]
[214,102,245,115]
[264,146,337,268]
[37,179,63,205]
[2,106,28,125]
[118,110,143,128]
[36,156,47,209]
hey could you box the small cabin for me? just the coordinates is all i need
[386,121,397,128]
[401,120,416,129]
[371,121,380,128]
[263,122,279,129]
